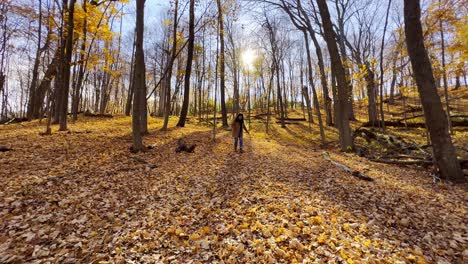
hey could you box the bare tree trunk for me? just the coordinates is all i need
[388,57,398,104]
[266,62,274,134]
[439,0,452,134]
[300,57,313,125]
[58,0,76,131]
[404,0,463,182]
[303,30,325,144]
[27,0,43,120]
[71,0,87,121]
[378,0,392,132]
[316,0,352,151]
[177,0,195,127]
[365,62,378,126]
[125,28,136,116]
[216,0,228,127]
[162,0,179,130]
[131,0,146,152]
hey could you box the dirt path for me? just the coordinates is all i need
[0,118,466,263]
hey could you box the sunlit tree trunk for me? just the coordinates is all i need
[162,0,179,130]
[303,30,325,144]
[316,0,352,151]
[439,0,452,134]
[404,0,463,182]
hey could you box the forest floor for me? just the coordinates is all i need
[0,115,467,263]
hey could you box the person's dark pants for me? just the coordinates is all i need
[234,137,243,150]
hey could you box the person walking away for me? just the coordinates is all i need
[231,113,249,153]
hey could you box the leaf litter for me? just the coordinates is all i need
[0,116,467,263]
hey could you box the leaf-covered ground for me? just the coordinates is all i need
[0,116,467,263]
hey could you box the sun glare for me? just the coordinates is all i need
[242,49,256,70]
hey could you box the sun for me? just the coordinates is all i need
[242,49,256,70]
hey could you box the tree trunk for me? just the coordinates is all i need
[439,0,452,134]
[162,0,179,130]
[27,0,43,120]
[177,0,195,127]
[58,0,76,131]
[125,28,136,116]
[216,0,228,127]
[403,0,463,182]
[378,0,392,132]
[131,0,146,152]
[303,30,325,144]
[365,62,378,126]
[316,0,352,151]
[71,0,87,121]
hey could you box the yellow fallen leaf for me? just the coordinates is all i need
[189,233,201,240]
[317,233,328,244]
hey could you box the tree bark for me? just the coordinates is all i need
[303,30,325,144]
[439,0,452,134]
[131,0,146,152]
[365,62,378,125]
[403,0,463,182]
[378,0,392,131]
[216,0,228,127]
[162,0,179,130]
[27,0,43,120]
[177,0,195,127]
[58,0,76,131]
[316,0,352,151]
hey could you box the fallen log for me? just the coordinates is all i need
[176,139,196,153]
[323,152,373,181]
[83,111,113,118]
[275,117,306,122]
[370,158,433,166]
[0,117,29,125]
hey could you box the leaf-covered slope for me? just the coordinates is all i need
[0,117,466,263]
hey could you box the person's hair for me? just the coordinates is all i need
[235,113,244,122]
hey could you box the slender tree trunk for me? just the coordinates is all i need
[27,0,43,120]
[58,0,76,131]
[378,0,392,131]
[162,0,179,130]
[216,0,228,127]
[177,0,195,127]
[266,63,274,134]
[388,57,398,104]
[303,30,325,144]
[300,58,313,125]
[125,28,136,116]
[439,0,452,134]
[71,0,87,121]
[365,62,378,126]
[404,0,463,182]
